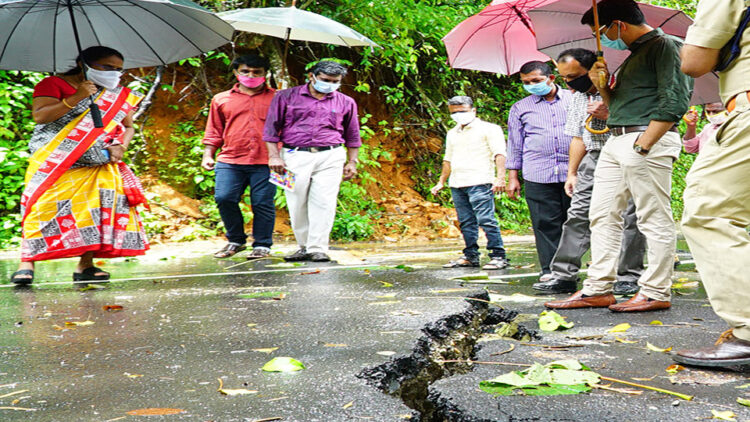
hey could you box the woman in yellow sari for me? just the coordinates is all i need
[11,46,149,285]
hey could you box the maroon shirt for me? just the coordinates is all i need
[263,84,361,148]
[203,84,275,165]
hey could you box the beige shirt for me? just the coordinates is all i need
[444,118,506,188]
[685,0,750,104]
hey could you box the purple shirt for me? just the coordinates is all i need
[506,86,572,184]
[263,84,361,148]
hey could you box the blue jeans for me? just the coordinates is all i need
[214,162,276,248]
[451,184,506,260]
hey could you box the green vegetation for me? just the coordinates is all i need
[0,0,706,248]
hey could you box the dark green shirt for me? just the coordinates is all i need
[608,28,694,126]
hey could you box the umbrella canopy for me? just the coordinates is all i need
[219,6,378,48]
[442,0,557,75]
[0,0,235,73]
[528,0,719,105]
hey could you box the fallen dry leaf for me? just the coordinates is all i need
[217,378,258,396]
[65,320,95,327]
[666,364,686,374]
[710,409,737,421]
[324,343,348,348]
[607,323,631,333]
[615,337,638,344]
[379,280,394,287]
[103,305,123,312]
[0,406,36,411]
[123,373,143,378]
[247,323,258,328]
[646,342,672,353]
[300,269,322,275]
[632,375,658,381]
[252,347,279,354]
[126,408,185,416]
[342,401,354,409]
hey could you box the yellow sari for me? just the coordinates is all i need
[21,86,149,262]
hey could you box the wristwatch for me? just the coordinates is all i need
[633,144,650,156]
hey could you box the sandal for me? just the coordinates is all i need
[214,243,246,258]
[442,257,480,268]
[73,267,110,282]
[483,258,509,270]
[246,247,271,260]
[11,269,34,285]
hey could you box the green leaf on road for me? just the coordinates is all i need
[237,291,287,299]
[737,397,750,407]
[262,357,306,372]
[538,311,574,331]
[711,410,737,421]
[479,360,599,397]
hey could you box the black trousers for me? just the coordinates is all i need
[524,181,571,274]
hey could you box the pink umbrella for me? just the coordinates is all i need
[442,0,558,75]
[527,0,719,105]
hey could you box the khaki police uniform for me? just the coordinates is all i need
[682,0,750,341]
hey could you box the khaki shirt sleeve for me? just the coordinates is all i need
[685,0,746,49]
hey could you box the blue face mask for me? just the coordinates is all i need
[312,75,341,94]
[601,23,628,51]
[523,78,553,96]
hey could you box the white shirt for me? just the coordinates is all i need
[444,118,506,188]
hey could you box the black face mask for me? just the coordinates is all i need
[566,74,594,93]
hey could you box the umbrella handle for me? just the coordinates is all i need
[89,99,103,128]
[585,114,609,134]
[597,55,608,88]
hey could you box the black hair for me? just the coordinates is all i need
[231,54,270,71]
[519,61,551,76]
[63,46,124,75]
[581,0,646,27]
[558,48,598,70]
[310,61,348,77]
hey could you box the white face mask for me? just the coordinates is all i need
[86,67,122,90]
[707,112,727,125]
[451,111,476,126]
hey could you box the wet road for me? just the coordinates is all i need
[0,239,747,421]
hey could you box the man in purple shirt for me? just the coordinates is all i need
[506,61,572,280]
[263,61,361,262]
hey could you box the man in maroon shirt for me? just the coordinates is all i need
[202,55,276,259]
[263,61,361,262]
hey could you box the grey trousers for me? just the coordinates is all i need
[549,150,646,282]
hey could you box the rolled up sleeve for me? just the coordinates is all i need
[262,92,284,143]
[202,98,225,148]
[652,39,692,122]
[505,105,523,170]
[342,99,362,148]
[685,0,741,49]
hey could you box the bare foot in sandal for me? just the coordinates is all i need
[214,243,246,258]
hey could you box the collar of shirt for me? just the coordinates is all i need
[533,85,563,103]
[628,28,664,53]
[300,83,335,100]
[455,118,481,133]
[230,84,272,97]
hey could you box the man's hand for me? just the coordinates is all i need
[343,161,357,181]
[430,182,444,196]
[506,177,521,200]
[564,174,577,197]
[492,177,506,194]
[586,99,609,120]
[201,155,215,171]
[589,61,610,91]
[268,156,286,174]
[107,144,125,163]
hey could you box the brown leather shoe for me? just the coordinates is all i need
[673,330,750,367]
[544,290,616,309]
[608,292,670,312]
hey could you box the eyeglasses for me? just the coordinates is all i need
[592,24,607,38]
[87,62,124,72]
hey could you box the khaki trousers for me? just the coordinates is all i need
[582,131,681,301]
[282,146,346,253]
[682,93,750,342]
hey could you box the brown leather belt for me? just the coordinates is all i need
[726,91,750,113]
[609,125,679,137]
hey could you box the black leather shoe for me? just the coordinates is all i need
[532,278,577,294]
[284,247,311,262]
[613,281,640,295]
[310,252,331,262]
